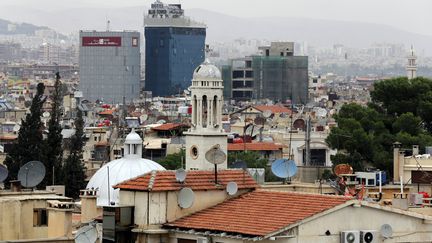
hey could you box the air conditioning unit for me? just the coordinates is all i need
[341,230,360,243]
[197,237,208,243]
[360,230,378,243]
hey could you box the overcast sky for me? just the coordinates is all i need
[1,0,431,36]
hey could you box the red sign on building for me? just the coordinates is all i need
[82,37,122,47]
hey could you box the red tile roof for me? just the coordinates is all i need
[114,169,258,192]
[253,105,291,114]
[228,142,285,151]
[165,190,352,237]
[152,123,187,131]
[0,135,17,140]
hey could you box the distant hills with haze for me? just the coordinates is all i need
[0,5,431,54]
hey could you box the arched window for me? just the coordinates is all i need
[202,95,208,128]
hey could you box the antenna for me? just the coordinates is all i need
[106,20,111,32]
[380,224,393,238]
[178,187,194,208]
[271,159,297,179]
[226,181,238,195]
[205,145,227,184]
[262,110,272,118]
[75,224,98,243]
[17,161,45,188]
[0,164,8,183]
[175,168,187,183]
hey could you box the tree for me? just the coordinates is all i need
[371,77,432,132]
[157,149,185,170]
[62,108,86,199]
[5,83,46,184]
[43,72,64,186]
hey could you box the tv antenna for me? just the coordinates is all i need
[18,161,46,188]
[75,224,98,243]
[226,181,238,195]
[205,145,227,184]
[178,187,195,208]
[175,168,187,183]
[0,164,8,183]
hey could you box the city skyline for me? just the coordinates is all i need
[0,0,431,36]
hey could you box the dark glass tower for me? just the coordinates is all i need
[144,1,206,96]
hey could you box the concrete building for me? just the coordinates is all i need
[79,31,141,103]
[0,190,74,242]
[222,42,308,104]
[144,0,206,96]
[184,60,227,170]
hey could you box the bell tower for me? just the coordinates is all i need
[406,45,417,80]
[185,59,227,170]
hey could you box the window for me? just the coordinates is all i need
[190,146,198,159]
[33,208,48,226]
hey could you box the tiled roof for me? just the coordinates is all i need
[253,105,291,114]
[152,123,186,131]
[0,135,17,140]
[228,142,285,151]
[114,169,258,192]
[99,109,115,115]
[165,190,351,237]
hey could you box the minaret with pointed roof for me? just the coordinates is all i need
[406,45,417,80]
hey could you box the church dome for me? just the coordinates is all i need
[86,130,165,206]
[192,59,222,80]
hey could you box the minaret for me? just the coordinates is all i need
[184,59,227,170]
[406,45,417,80]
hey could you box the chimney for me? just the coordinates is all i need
[10,180,21,192]
[399,151,405,183]
[393,142,402,183]
[413,145,419,156]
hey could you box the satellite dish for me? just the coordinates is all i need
[0,164,8,183]
[157,119,166,124]
[245,124,254,135]
[271,159,297,178]
[226,181,238,195]
[380,224,393,238]
[18,161,45,188]
[75,225,98,243]
[175,168,187,183]
[254,117,265,126]
[205,146,227,165]
[263,110,272,118]
[42,112,50,118]
[231,160,247,169]
[140,114,148,124]
[178,187,194,208]
[13,124,20,132]
[334,164,353,176]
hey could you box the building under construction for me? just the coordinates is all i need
[222,42,308,104]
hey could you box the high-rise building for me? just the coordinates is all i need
[144,0,206,97]
[79,31,141,103]
[222,42,308,104]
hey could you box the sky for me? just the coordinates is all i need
[0,0,431,36]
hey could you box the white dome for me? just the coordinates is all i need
[86,157,165,206]
[125,130,142,144]
[192,59,222,80]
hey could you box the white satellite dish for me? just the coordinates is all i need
[140,114,148,124]
[157,119,166,124]
[263,110,272,118]
[205,146,227,165]
[380,224,393,238]
[75,225,98,243]
[226,181,238,195]
[13,124,20,132]
[42,112,50,118]
[175,168,187,183]
[178,187,194,208]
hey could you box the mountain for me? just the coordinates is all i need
[0,18,50,35]
[0,6,431,54]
